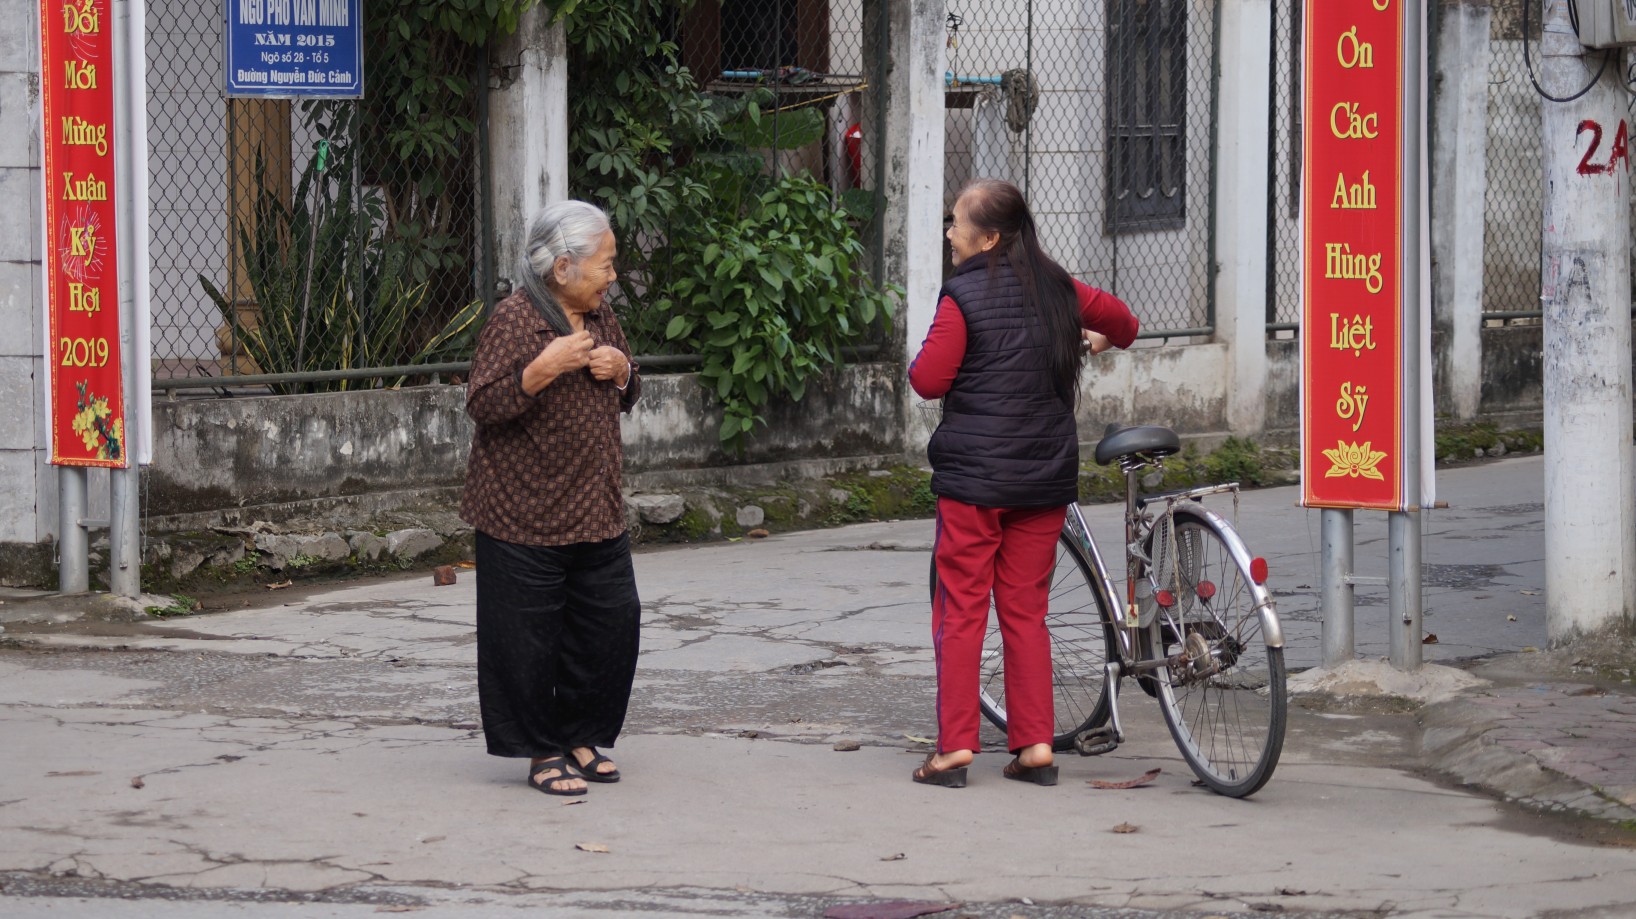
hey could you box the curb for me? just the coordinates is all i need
[1418,684,1636,824]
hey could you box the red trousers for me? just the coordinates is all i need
[930,497,1066,754]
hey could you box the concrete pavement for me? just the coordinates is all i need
[3,454,1636,918]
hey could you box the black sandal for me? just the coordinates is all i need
[911,753,968,788]
[1003,756,1059,786]
[568,748,621,783]
[528,756,587,796]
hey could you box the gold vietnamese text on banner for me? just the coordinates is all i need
[1301,0,1404,510]
[41,0,125,467]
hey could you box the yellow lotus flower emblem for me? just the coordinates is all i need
[1322,440,1388,480]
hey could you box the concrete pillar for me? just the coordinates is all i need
[1211,0,1272,435]
[0,0,57,585]
[1539,0,1636,642]
[869,0,945,452]
[1430,0,1490,420]
[488,7,569,290]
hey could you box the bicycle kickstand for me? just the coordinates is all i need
[1074,661,1126,757]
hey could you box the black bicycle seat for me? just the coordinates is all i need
[1093,424,1181,465]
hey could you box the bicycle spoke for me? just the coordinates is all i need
[1149,506,1286,797]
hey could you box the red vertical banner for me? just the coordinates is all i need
[1302,0,1404,510]
[41,0,124,467]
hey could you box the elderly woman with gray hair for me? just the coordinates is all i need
[460,200,641,796]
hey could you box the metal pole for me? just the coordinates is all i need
[58,468,89,594]
[1388,0,1424,671]
[108,0,142,599]
[1320,507,1353,668]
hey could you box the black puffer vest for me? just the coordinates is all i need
[928,254,1079,509]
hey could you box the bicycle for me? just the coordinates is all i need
[928,423,1287,798]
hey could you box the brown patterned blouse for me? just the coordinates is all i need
[459,290,641,547]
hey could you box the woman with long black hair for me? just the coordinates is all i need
[909,178,1139,788]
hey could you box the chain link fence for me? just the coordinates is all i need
[940,0,1218,338]
[148,1,1236,391]
[148,0,486,394]
[1483,0,1544,323]
[1268,0,1303,331]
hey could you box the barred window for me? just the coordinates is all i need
[1106,0,1188,232]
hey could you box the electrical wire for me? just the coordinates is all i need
[1521,0,1613,103]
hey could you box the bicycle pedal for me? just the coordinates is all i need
[1073,726,1121,757]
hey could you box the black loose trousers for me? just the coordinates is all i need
[475,530,641,758]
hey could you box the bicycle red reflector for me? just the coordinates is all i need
[1155,589,1176,608]
[1250,557,1269,584]
[1196,581,1217,600]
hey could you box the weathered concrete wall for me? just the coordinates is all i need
[1264,329,1545,433]
[140,345,1226,527]
[1479,324,1544,417]
[630,363,906,476]
[147,387,474,517]
[1265,338,1301,432]
[144,364,909,521]
[1054,343,1232,443]
[0,0,53,582]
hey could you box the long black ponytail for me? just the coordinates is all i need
[960,178,1083,403]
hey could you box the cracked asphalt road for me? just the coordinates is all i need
[3,455,1634,918]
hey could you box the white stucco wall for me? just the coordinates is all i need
[0,0,49,547]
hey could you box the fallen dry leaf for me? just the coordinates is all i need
[1111,822,1139,834]
[456,560,476,569]
[575,842,611,853]
[265,580,293,590]
[903,733,935,745]
[833,740,862,752]
[880,852,906,861]
[1089,768,1161,789]
[1422,633,1439,644]
[562,799,584,806]
[1520,589,1539,596]
[1507,614,1518,622]
[1277,887,1307,896]
[748,528,770,538]
[129,776,145,789]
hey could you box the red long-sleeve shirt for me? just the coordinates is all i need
[909,279,1139,399]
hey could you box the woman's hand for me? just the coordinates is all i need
[587,345,632,387]
[521,330,593,395]
[1083,330,1113,355]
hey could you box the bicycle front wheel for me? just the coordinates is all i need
[927,529,1115,750]
[1146,503,1286,798]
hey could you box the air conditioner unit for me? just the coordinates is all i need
[1574,0,1636,48]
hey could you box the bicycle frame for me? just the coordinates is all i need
[1060,458,1284,750]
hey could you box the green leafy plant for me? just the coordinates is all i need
[562,0,898,449]
[407,298,488,366]
[199,143,430,393]
[659,172,897,445]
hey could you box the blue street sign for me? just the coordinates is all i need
[226,0,364,98]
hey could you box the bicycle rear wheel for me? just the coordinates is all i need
[1146,503,1286,797]
[928,530,1115,750]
